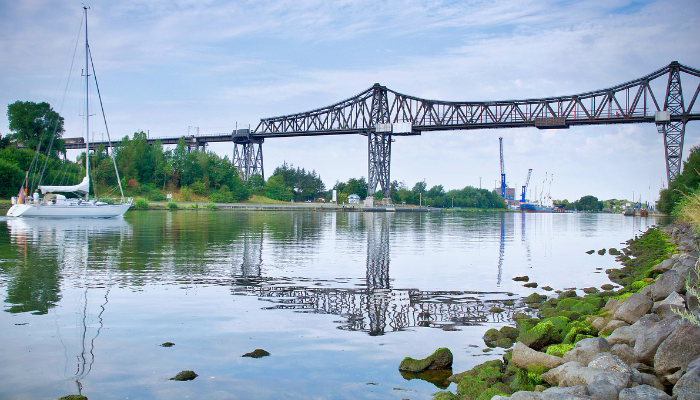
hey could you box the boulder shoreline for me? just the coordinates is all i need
[427,223,700,400]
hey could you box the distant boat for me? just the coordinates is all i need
[521,202,554,213]
[7,7,131,218]
[623,209,635,217]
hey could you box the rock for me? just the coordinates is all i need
[619,384,672,400]
[601,319,629,335]
[653,292,687,319]
[586,250,595,254]
[591,315,612,331]
[170,370,198,381]
[674,357,700,400]
[399,348,453,372]
[652,259,675,274]
[490,306,505,313]
[588,352,633,374]
[598,248,607,255]
[654,323,700,377]
[493,392,589,399]
[614,293,654,324]
[650,270,685,301]
[607,324,643,346]
[583,287,598,294]
[633,317,679,365]
[511,342,565,370]
[160,342,175,347]
[639,372,666,391]
[242,349,270,358]
[610,344,637,366]
[563,337,611,365]
[513,276,530,282]
[519,321,559,350]
[601,283,615,291]
[666,368,684,385]
[541,286,553,291]
[541,361,585,386]
[558,365,631,400]
[523,282,538,288]
[58,396,88,400]
[542,385,589,396]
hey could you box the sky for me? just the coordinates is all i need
[1,0,699,203]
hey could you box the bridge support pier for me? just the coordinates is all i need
[657,62,687,186]
[367,84,392,201]
[233,138,264,181]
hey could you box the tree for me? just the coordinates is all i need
[264,175,293,201]
[7,101,65,157]
[658,146,700,214]
[576,195,603,212]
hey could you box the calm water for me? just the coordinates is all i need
[0,210,662,399]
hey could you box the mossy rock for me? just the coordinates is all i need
[586,250,595,254]
[562,321,597,344]
[476,386,509,400]
[490,306,505,313]
[556,298,597,314]
[457,375,490,399]
[557,290,578,299]
[523,282,538,288]
[545,343,574,357]
[513,275,530,282]
[170,370,198,381]
[58,396,88,400]
[476,366,502,385]
[500,326,519,340]
[600,283,615,291]
[516,318,539,335]
[630,279,653,292]
[160,342,175,347]
[582,287,598,294]
[399,348,453,372]
[542,316,570,333]
[519,321,559,350]
[242,349,270,358]
[609,248,621,255]
[449,359,503,383]
[494,337,514,348]
[523,293,546,303]
[512,312,530,320]
[483,328,503,343]
[598,248,607,255]
[541,286,554,291]
[432,392,459,400]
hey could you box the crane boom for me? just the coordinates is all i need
[521,168,532,202]
[499,137,506,199]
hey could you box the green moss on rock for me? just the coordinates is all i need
[58,396,88,400]
[545,343,574,357]
[242,349,270,358]
[519,320,558,350]
[399,348,453,372]
[170,370,198,381]
[457,375,490,399]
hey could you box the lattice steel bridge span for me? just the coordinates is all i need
[232,61,700,199]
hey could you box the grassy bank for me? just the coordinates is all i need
[430,227,677,399]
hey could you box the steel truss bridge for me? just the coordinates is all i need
[70,61,700,197]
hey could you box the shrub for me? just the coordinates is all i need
[179,187,192,202]
[205,203,219,210]
[190,180,207,196]
[166,201,178,209]
[133,197,149,209]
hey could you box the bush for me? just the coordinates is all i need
[179,187,192,202]
[166,201,178,209]
[133,197,149,209]
[210,186,233,203]
[190,180,207,196]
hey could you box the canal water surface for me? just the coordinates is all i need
[0,211,662,399]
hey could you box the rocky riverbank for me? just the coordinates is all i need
[421,223,700,400]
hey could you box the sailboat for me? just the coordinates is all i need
[7,7,132,218]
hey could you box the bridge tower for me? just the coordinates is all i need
[367,84,392,201]
[656,62,687,185]
[232,129,264,180]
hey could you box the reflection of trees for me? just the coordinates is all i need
[2,218,131,314]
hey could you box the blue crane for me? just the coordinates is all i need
[521,169,532,202]
[499,137,506,199]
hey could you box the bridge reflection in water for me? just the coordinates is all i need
[230,213,518,336]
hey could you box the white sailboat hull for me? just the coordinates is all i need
[7,202,130,218]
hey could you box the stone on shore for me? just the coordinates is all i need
[242,349,270,358]
[562,337,611,365]
[654,323,700,377]
[619,384,672,400]
[650,270,685,300]
[170,370,198,381]
[511,342,565,370]
[673,357,700,400]
[633,317,679,365]
[613,293,653,324]
[399,348,453,372]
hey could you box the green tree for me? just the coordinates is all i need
[264,175,293,201]
[247,174,266,195]
[658,146,700,214]
[7,101,65,157]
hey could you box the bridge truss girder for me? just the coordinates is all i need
[250,61,700,188]
[233,138,264,181]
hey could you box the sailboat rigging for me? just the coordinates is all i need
[7,6,132,218]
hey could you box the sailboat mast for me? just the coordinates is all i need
[84,6,90,201]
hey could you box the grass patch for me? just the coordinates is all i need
[243,195,288,204]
